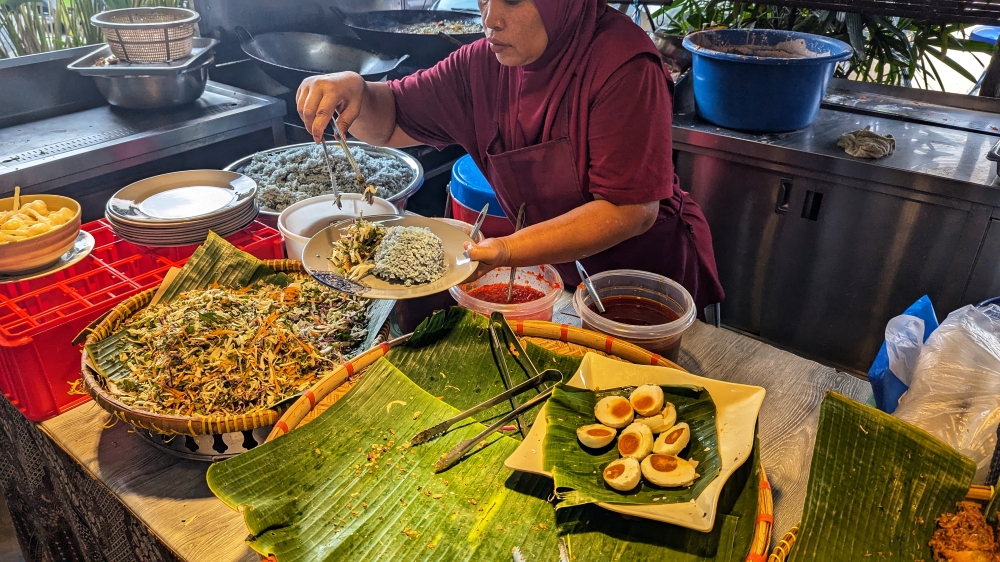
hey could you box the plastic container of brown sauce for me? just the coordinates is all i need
[572,269,696,363]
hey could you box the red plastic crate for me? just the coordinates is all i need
[0,219,284,422]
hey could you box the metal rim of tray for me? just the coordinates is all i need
[223,141,425,219]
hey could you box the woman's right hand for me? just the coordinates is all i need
[296,72,366,143]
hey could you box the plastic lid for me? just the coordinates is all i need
[450,154,506,218]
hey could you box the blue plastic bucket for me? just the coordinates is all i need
[449,154,513,238]
[683,29,852,132]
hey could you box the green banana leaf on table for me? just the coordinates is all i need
[206,308,763,561]
[789,392,979,562]
[544,384,721,508]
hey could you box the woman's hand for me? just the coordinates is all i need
[464,238,512,281]
[461,199,658,279]
[296,72,366,143]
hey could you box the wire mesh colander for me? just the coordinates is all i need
[91,7,200,64]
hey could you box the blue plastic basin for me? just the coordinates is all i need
[683,29,853,132]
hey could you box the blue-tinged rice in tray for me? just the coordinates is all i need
[374,226,445,286]
[241,145,413,212]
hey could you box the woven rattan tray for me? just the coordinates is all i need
[80,259,373,438]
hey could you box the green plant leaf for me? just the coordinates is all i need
[542,384,721,508]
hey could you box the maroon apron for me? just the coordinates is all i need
[483,90,724,314]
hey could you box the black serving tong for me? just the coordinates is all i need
[410,312,562,471]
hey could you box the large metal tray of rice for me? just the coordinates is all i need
[224,141,424,222]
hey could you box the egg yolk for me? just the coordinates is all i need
[604,463,626,480]
[587,428,612,437]
[619,433,639,455]
[611,400,632,418]
[650,454,678,472]
[633,395,653,411]
[665,428,684,444]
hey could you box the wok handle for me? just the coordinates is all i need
[233,26,253,46]
[327,6,361,41]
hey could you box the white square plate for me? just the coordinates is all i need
[503,353,766,532]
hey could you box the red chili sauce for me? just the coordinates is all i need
[467,283,546,304]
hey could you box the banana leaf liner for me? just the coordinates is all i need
[210,309,774,561]
[769,392,980,562]
[80,232,392,436]
[544,383,721,508]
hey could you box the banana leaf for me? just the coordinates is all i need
[789,392,978,562]
[157,231,278,304]
[543,384,720,508]
[207,355,763,561]
[387,308,583,429]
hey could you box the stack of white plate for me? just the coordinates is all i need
[105,170,259,246]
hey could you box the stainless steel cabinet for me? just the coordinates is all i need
[677,150,991,373]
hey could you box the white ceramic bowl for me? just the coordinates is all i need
[0,194,82,274]
[278,194,398,261]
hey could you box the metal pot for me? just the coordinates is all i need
[340,10,482,67]
[223,141,424,228]
[234,27,407,91]
[91,56,212,109]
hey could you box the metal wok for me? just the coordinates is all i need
[340,10,483,67]
[234,27,408,91]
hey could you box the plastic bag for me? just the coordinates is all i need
[884,315,925,386]
[868,295,938,413]
[894,305,1000,484]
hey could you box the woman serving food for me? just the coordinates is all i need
[297,0,724,312]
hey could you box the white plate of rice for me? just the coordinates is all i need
[301,214,478,300]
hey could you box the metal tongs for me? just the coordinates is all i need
[505,203,527,302]
[328,114,377,204]
[318,137,344,209]
[455,203,489,266]
[411,312,563,472]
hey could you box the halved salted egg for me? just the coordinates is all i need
[640,454,698,487]
[659,402,677,430]
[629,384,664,417]
[652,422,691,455]
[635,413,665,433]
[602,457,641,491]
[595,396,634,429]
[637,402,678,433]
[617,422,654,460]
[576,423,616,448]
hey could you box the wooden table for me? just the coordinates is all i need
[0,305,871,561]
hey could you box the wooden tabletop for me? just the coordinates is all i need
[37,304,871,561]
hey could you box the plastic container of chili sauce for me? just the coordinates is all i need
[572,269,696,363]
[450,265,563,321]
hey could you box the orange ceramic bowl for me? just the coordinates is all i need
[0,194,81,274]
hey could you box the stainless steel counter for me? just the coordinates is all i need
[0,83,286,197]
[674,78,1000,373]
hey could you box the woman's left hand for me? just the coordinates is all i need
[464,238,511,281]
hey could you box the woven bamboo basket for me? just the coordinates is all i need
[80,260,328,437]
[266,319,774,561]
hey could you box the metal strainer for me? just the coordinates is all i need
[91,7,200,63]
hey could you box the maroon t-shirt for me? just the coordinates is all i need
[388,40,677,208]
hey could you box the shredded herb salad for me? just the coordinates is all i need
[328,218,385,281]
[112,274,369,417]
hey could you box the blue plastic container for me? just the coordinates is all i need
[449,154,513,238]
[683,29,852,132]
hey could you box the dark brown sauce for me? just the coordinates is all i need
[588,296,681,326]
